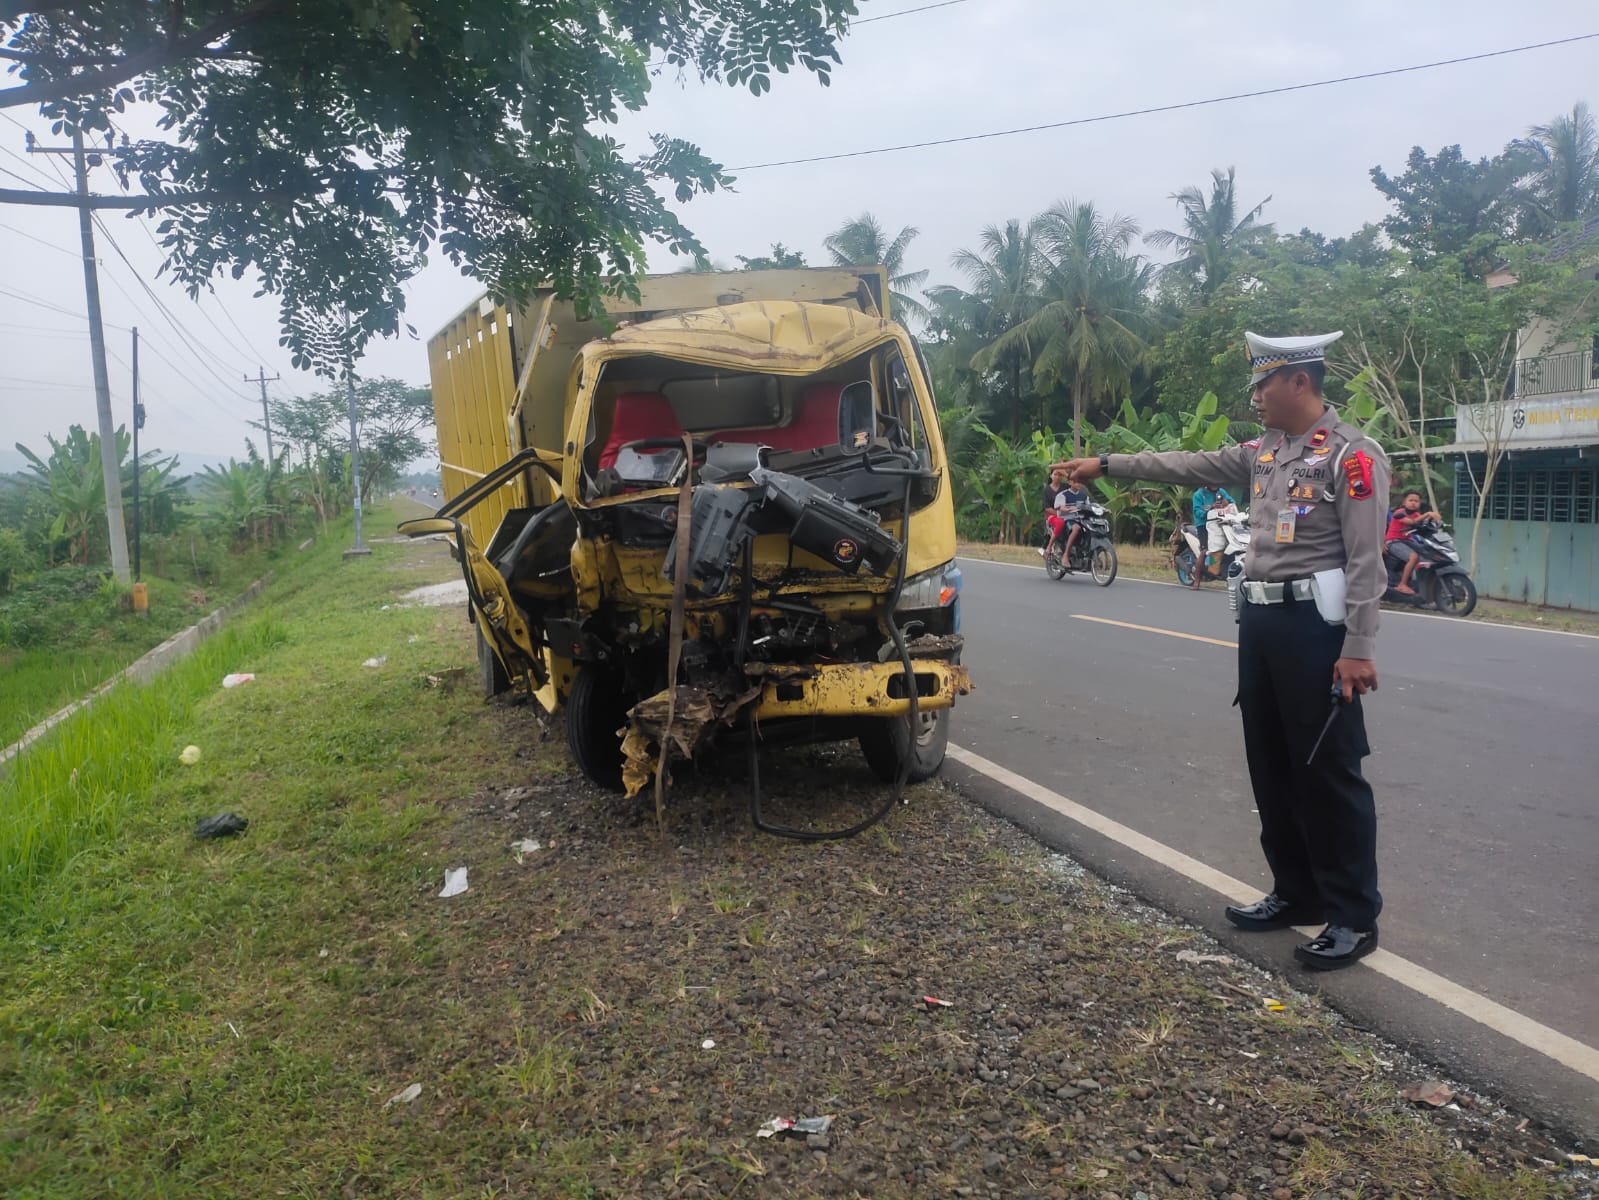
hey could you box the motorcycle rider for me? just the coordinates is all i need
[1193,486,1237,588]
[1384,489,1442,596]
[1039,466,1072,557]
[1055,478,1089,568]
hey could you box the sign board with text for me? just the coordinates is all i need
[1454,397,1599,450]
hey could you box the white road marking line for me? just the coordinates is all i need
[957,557,1599,639]
[1385,605,1599,639]
[947,742,1599,1086]
[1071,613,1237,649]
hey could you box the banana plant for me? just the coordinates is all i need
[197,459,281,549]
[1087,392,1233,544]
[14,425,118,566]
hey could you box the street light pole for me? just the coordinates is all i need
[132,326,143,581]
[342,314,370,559]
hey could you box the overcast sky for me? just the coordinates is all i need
[0,0,1592,468]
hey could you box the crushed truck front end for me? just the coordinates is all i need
[409,282,970,811]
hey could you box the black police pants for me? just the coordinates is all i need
[1237,593,1381,929]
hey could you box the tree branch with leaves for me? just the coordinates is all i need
[1,1,856,372]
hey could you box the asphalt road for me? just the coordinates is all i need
[946,555,1599,1139]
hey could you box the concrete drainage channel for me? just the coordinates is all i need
[0,575,273,778]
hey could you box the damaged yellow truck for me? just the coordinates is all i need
[403,267,970,826]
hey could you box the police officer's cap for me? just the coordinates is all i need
[1245,331,1343,386]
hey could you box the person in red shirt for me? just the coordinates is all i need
[1384,489,1441,594]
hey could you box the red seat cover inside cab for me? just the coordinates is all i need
[598,392,682,470]
[713,382,845,453]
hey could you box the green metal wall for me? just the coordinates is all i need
[1453,457,1599,610]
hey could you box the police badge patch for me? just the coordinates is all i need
[1343,450,1375,500]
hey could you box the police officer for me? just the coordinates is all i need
[1053,331,1388,971]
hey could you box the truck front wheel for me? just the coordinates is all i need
[859,707,950,784]
[565,666,631,792]
[476,625,511,699]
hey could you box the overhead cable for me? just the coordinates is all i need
[728,31,1599,170]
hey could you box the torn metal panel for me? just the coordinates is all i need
[619,680,763,799]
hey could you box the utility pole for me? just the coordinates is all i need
[30,129,131,583]
[248,366,279,466]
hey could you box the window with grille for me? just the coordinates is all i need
[1485,471,1507,519]
[1551,470,1573,522]
[1529,470,1551,521]
[1509,470,1531,521]
[1577,468,1597,524]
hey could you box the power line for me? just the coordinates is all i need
[26,138,258,401]
[0,218,82,258]
[2,119,244,446]
[104,115,283,369]
[29,222,256,421]
[0,375,98,388]
[646,0,968,69]
[0,141,56,187]
[119,210,269,368]
[855,0,971,24]
[0,161,48,189]
[728,31,1599,171]
[0,283,130,327]
[91,222,255,395]
[0,320,95,334]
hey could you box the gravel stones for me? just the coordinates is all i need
[434,735,1591,1199]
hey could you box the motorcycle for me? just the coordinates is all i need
[1173,507,1250,588]
[1384,518,1476,616]
[1044,503,1118,586]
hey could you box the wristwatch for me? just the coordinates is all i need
[1098,452,1111,476]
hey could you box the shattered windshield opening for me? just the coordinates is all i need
[583,346,935,509]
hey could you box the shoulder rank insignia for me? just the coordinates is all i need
[1241,437,1262,449]
[1343,450,1375,500]
[1307,428,1330,450]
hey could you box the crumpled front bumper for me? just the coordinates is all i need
[749,655,972,721]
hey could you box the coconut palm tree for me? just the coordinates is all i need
[955,219,1045,435]
[1513,102,1599,234]
[976,200,1154,455]
[823,212,929,322]
[1146,167,1273,297]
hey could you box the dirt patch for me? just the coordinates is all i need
[401,579,469,607]
[414,715,1594,1199]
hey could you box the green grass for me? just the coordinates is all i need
[0,621,286,901]
[0,649,130,749]
[1,501,531,1197]
[0,549,284,750]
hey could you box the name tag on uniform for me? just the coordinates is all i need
[1275,507,1297,543]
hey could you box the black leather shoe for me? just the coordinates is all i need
[1294,925,1378,971]
[1224,893,1325,932]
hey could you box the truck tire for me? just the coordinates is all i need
[566,666,631,792]
[859,706,950,784]
[476,625,511,698]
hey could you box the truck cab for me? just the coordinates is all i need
[405,268,970,807]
